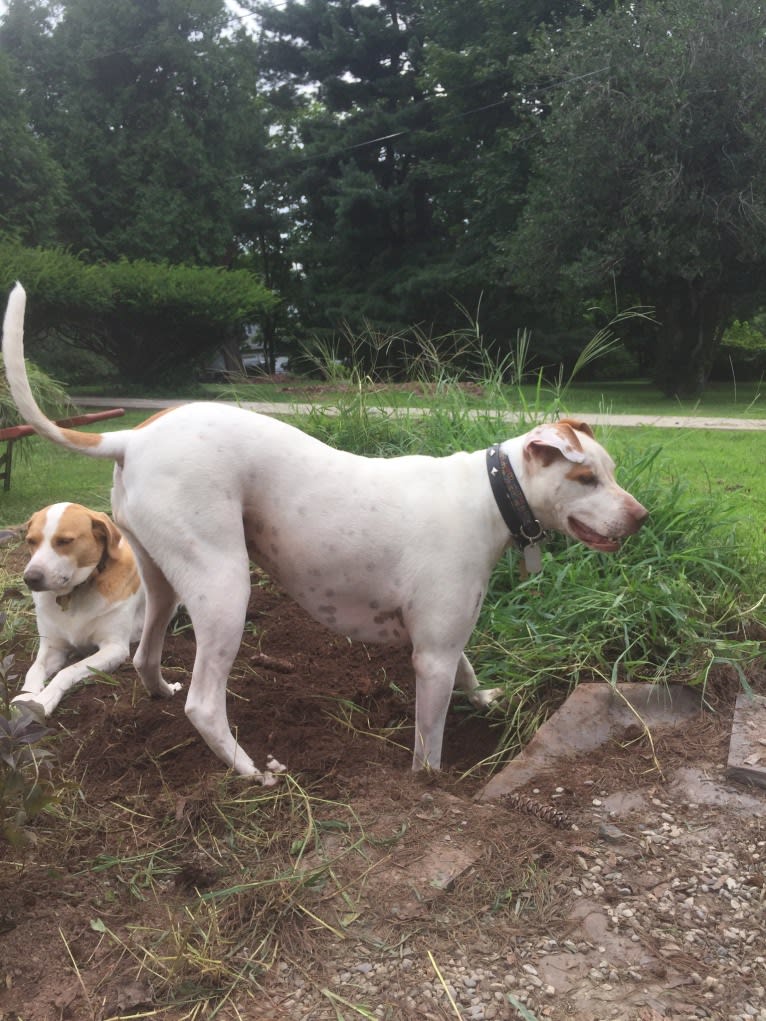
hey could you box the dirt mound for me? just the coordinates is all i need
[1,540,764,1021]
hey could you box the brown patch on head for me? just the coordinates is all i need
[558,417,594,439]
[565,464,599,486]
[526,420,590,467]
[24,508,50,554]
[45,504,112,570]
[89,510,125,562]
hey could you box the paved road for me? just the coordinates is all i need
[72,395,766,431]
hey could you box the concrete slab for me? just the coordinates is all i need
[479,682,701,802]
[726,692,766,789]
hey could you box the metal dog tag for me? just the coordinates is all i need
[523,543,543,575]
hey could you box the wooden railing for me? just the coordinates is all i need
[0,408,125,491]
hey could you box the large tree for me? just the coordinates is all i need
[0,0,265,266]
[254,0,446,339]
[252,0,620,355]
[507,0,766,395]
[0,51,64,245]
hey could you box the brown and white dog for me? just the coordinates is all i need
[3,283,646,779]
[14,502,160,714]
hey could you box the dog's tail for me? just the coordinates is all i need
[2,283,128,462]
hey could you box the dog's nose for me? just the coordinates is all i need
[629,497,649,531]
[24,568,47,591]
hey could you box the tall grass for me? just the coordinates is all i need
[0,355,75,430]
[301,324,766,756]
[473,446,763,751]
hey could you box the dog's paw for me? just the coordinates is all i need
[260,755,288,787]
[152,680,183,698]
[11,692,47,716]
[467,687,503,709]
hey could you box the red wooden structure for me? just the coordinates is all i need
[0,408,125,491]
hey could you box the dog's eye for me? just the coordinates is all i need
[578,473,599,487]
[55,537,74,547]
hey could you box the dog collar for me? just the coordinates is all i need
[486,445,545,570]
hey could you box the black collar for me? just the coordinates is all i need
[486,445,545,549]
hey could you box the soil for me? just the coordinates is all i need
[0,537,764,1021]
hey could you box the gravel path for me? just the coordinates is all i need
[72,395,766,431]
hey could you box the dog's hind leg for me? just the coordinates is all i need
[130,540,182,699]
[179,558,268,780]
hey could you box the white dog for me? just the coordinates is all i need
[15,501,152,714]
[3,283,647,781]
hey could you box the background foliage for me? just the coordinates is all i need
[1,0,766,392]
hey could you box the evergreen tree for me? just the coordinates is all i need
[0,50,64,245]
[0,0,265,265]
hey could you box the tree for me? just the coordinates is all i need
[0,0,265,266]
[254,0,448,341]
[0,51,64,246]
[507,0,766,395]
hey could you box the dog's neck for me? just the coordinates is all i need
[486,443,545,574]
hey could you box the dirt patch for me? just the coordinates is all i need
[1,539,764,1021]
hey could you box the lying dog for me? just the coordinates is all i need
[14,501,153,714]
[3,283,646,780]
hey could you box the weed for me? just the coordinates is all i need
[0,655,57,846]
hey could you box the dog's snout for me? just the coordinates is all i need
[23,567,47,591]
[626,496,649,532]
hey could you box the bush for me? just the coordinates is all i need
[0,354,75,429]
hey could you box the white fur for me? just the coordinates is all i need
[3,283,647,779]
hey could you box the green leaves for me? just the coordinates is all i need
[0,242,277,383]
[0,656,58,847]
[508,0,766,394]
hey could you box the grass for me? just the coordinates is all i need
[0,411,147,526]
[77,374,766,418]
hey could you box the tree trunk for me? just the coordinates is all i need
[653,283,728,397]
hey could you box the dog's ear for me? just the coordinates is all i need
[525,422,587,466]
[90,511,123,561]
[557,417,594,439]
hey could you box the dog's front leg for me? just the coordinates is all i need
[16,641,130,715]
[16,639,69,697]
[411,648,463,771]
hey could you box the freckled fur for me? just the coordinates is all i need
[2,283,648,780]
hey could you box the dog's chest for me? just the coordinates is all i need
[34,587,140,649]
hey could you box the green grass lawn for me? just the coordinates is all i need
[608,426,766,549]
[76,375,766,417]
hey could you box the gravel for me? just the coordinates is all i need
[266,772,766,1021]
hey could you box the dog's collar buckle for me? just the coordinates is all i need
[486,445,546,570]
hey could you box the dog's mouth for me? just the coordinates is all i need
[567,516,622,553]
